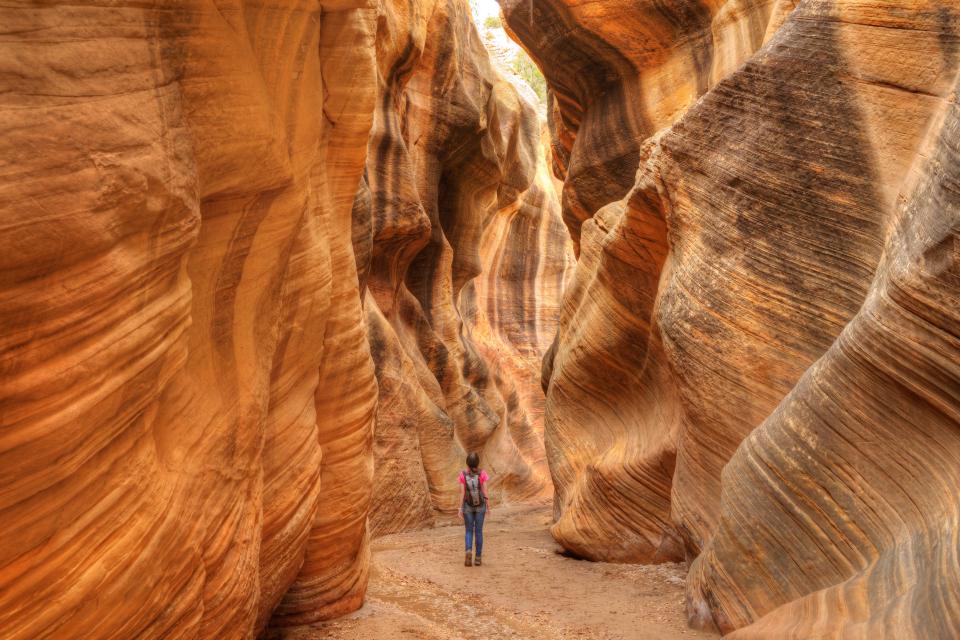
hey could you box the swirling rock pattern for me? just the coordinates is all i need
[359,0,571,536]
[502,0,960,637]
[1,1,381,637]
[0,2,376,639]
[1,0,565,637]
[502,0,786,563]
[501,0,783,250]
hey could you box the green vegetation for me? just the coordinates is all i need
[483,15,502,28]
[470,1,549,109]
[510,51,548,106]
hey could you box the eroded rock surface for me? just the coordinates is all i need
[1,2,381,637]
[359,0,571,536]
[502,0,960,637]
[0,0,562,638]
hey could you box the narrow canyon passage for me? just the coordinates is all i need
[285,505,716,640]
[2,1,959,639]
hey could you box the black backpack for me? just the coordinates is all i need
[464,469,483,507]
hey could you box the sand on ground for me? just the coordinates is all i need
[278,504,720,640]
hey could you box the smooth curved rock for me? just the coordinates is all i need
[501,0,785,563]
[501,0,782,251]
[502,0,960,636]
[360,0,571,536]
[1,0,565,636]
[2,2,372,637]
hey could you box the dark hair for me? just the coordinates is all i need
[466,452,480,470]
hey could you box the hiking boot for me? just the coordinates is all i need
[474,555,482,567]
[464,552,472,567]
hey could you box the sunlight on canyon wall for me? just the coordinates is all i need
[500,0,960,637]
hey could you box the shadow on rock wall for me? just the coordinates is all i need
[0,0,567,638]
[501,0,960,637]
[357,0,573,538]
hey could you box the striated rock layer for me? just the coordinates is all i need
[503,0,788,563]
[1,2,379,637]
[0,0,562,637]
[358,0,571,537]
[502,0,960,637]
[0,0,572,640]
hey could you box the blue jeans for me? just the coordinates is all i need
[463,504,486,556]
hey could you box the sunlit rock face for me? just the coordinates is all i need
[502,0,960,637]
[359,0,572,537]
[501,0,786,251]
[502,0,785,564]
[2,2,372,638]
[1,0,566,636]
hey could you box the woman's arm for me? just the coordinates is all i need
[457,480,465,520]
[481,475,491,512]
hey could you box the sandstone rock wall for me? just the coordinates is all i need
[359,0,571,536]
[0,0,562,637]
[1,2,379,637]
[501,0,960,637]
[501,0,783,250]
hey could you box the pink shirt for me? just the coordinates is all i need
[458,469,489,490]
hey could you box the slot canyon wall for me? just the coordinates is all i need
[500,0,960,638]
[0,1,565,638]
[357,0,571,537]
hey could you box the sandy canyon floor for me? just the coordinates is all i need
[284,505,718,640]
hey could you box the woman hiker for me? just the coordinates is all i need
[458,452,490,566]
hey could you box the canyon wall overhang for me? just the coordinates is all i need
[357,0,572,537]
[501,0,960,636]
[0,1,563,637]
